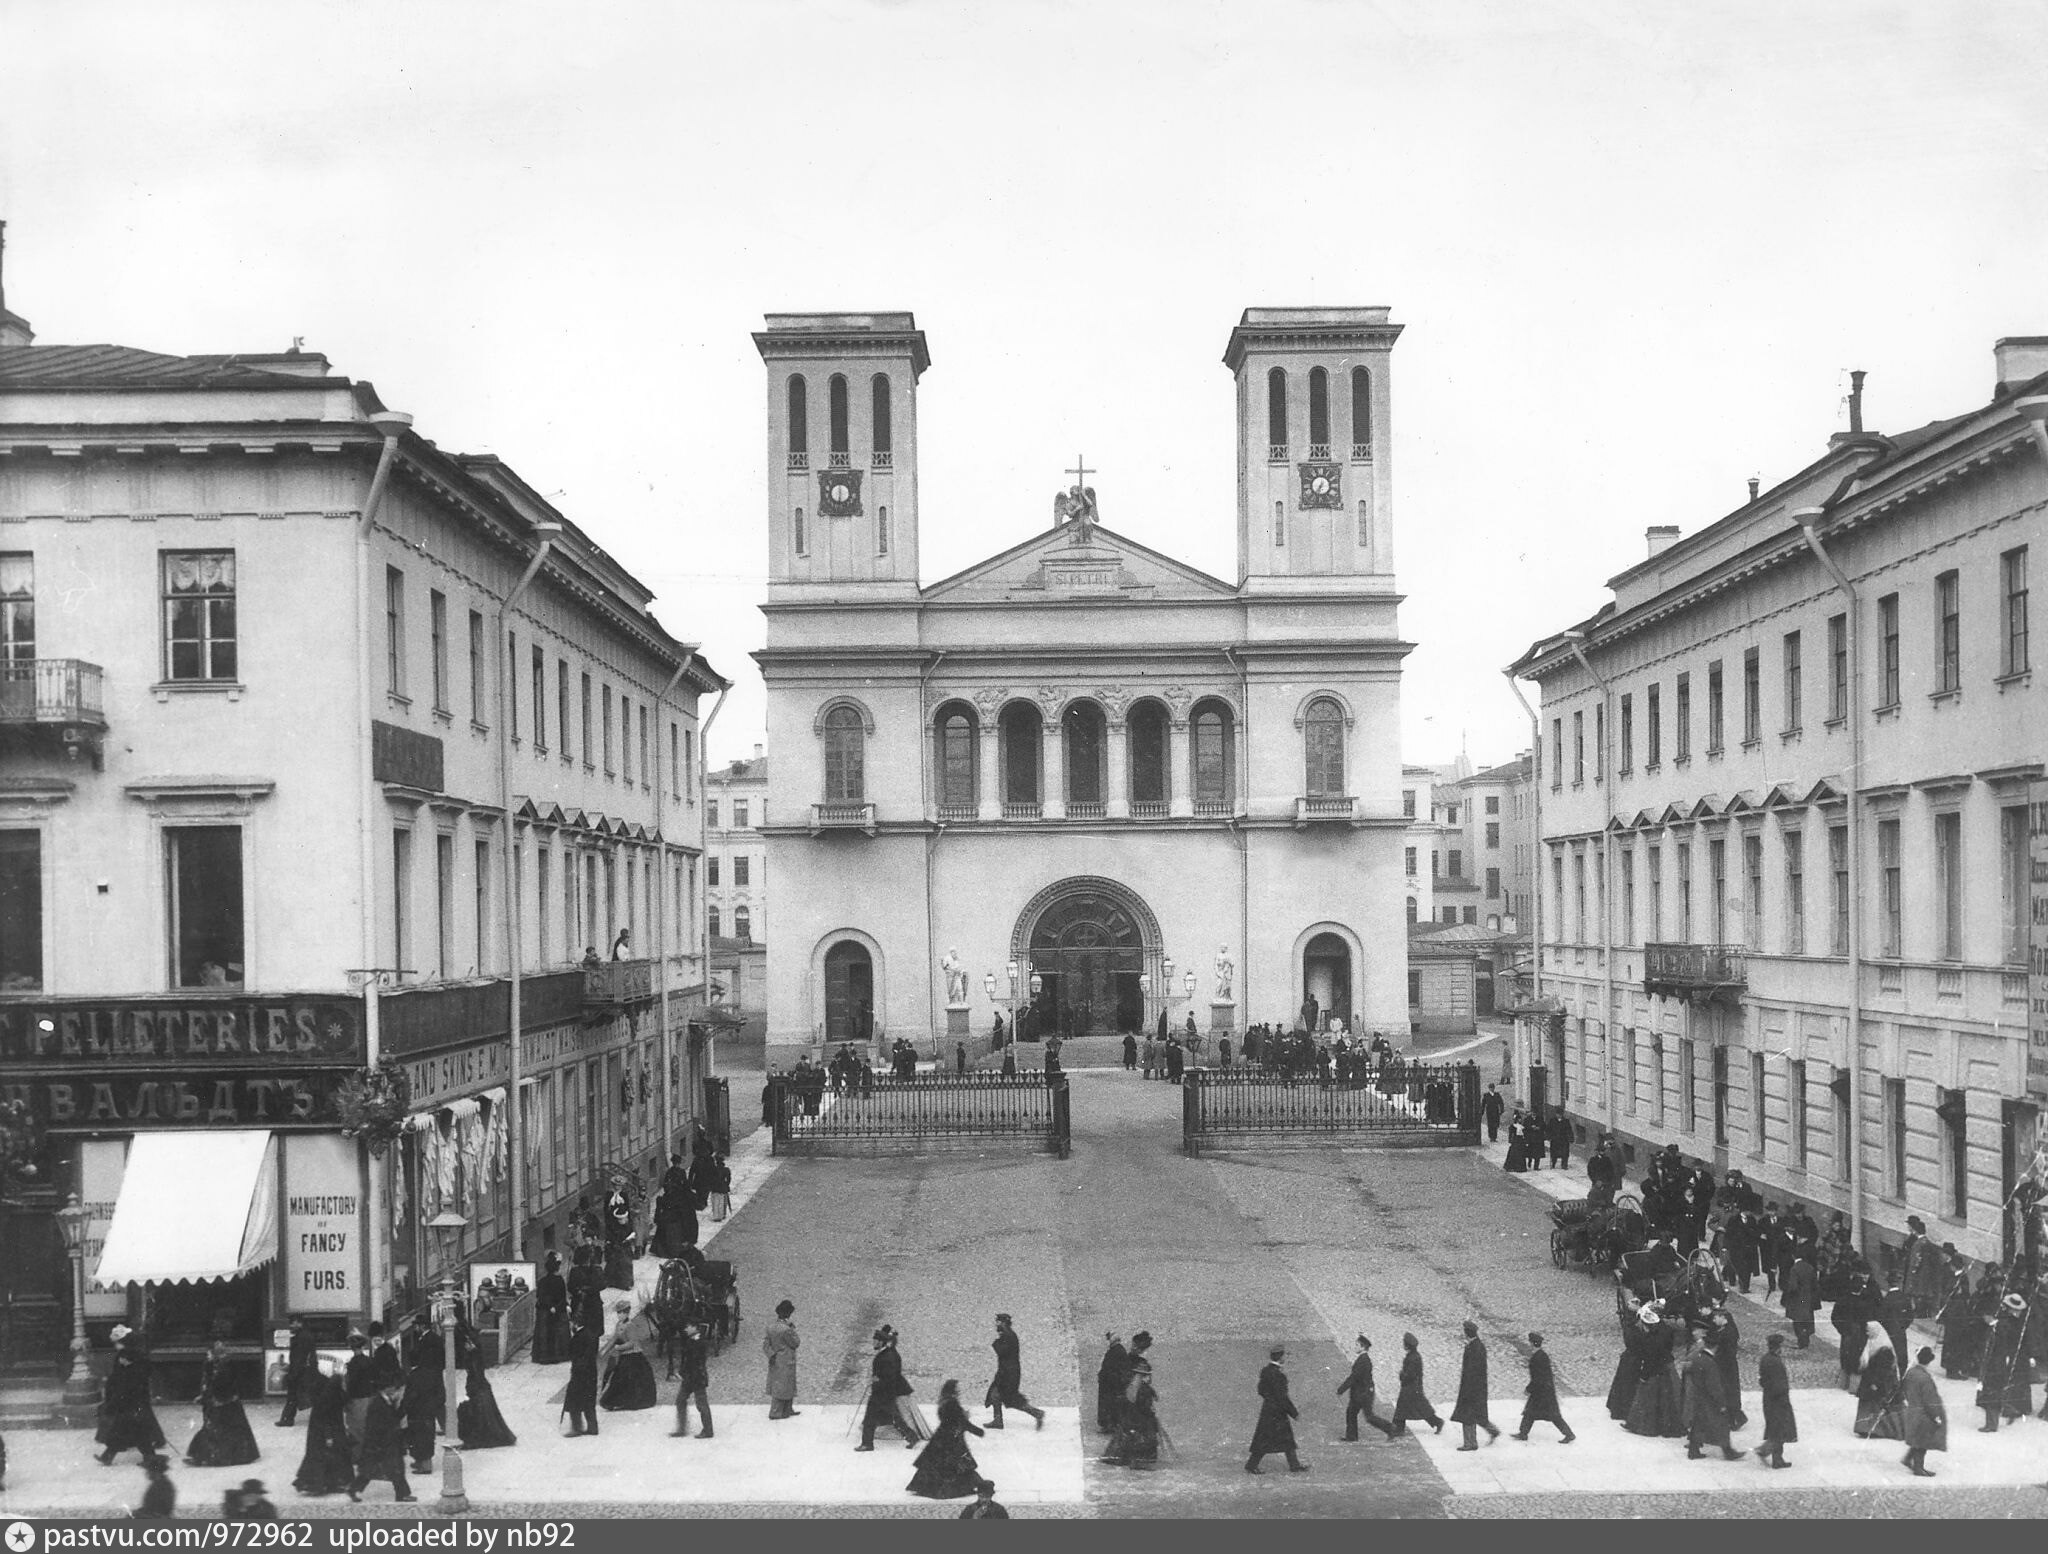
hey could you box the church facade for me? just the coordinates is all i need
[752,308,1414,1057]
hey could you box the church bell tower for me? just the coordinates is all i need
[754,312,929,600]
[1223,307,1401,594]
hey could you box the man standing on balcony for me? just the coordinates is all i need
[610,928,631,961]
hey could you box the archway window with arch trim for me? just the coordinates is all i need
[1190,699,1234,811]
[1302,696,1346,796]
[999,702,1042,812]
[1351,366,1372,458]
[822,703,865,802]
[936,705,978,814]
[828,373,850,462]
[734,906,751,943]
[1267,367,1288,457]
[871,374,892,465]
[788,375,808,467]
[708,906,721,938]
[1308,366,1330,455]
[1127,701,1169,810]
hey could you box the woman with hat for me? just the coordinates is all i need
[291,1362,355,1496]
[1976,1292,2035,1430]
[184,1338,260,1468]
[456,1325,519,1450]
[1099,1333,1161,1468]
[94,1326,166,1467]
[907,1379,988,1500]
[1623,1304,1684,1438]
[1853,1321,1906,1439]
[533,1252,569,1365]
[764,1300,801,1419]
[598,1299,659,1411]
[1390,1331,1443,1437]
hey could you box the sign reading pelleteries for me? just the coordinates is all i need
[0,997,364,1066]
[2029,779,2048,1101]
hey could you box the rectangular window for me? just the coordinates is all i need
[2005,804,2031,963]
[1646,844,1662,941]
[793,506,807,557]
[1274,500,1285,547]
[1784,829,1805,954]
[507,632,519,740]
[734,856,750,888]
[1573,851,1587,941]
[1828,612,1847,721]
[683,729,693,803]
[638,704,650,788]
[1878,818,1902,957]
[391,828,411,971]
[1405,846,1417,874]
[1674,674,1691,761]
[1935,809,1963,960]
[1940,1088,1966,1219]
[1624,1027,1638,1115]
[1619,692,1633,774]
[1750,1051,1766,1155]
[1486,866,1501,900]
[602,686,614,774]
[0,552,32,662]
[1485,822,1500,849]
[162,550,238,682]
[435,832,454,979]
[1572,711,1584,784]
[878,503,891,556]
[1879,592,1901,706]
[1402,788,1417,817]
[475,838,491,973]
[559,662,573,762]
[1833,1068,1851,1183]
[1707,660,1725,754]
[1680,1037,1697,1133]
[385,567,406,696]
[167,826,243,987]
[1677,842,1693,941]
[1830,824,1850,955]
[1448,848,1464,878]
[1551,853,1564,943]
[1743,833,1763,948]
[1884,1078,1906,1198]
[429,590,449,712]
[1646,682,1662,767]
[1782,631,1801,733]
[1709,837,1727,942]
[620,694,631,782]
[2003,545,2030,676]
[734,800,750,828]
[581,674,593,766]
[468,610,485,723]
[1550,719,1562,790]
[1712,1044,1729,1147]
[1594,703,1605,781]
[0,829,43,990]
[1935,569,1960,692]
[1743,646,1760,743]
[708,907,720,939]
[706,856,719,888]
[1485,796,1499,816]
[531,646,547,752]
[1620,848,1635,944]
[1791,1061,1809,1168]
[709,799,722,829]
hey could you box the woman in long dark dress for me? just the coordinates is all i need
[185,1342,261,1467]
[907,1380,987,1500]
[1099,1340,1162,1468]
[95,1328,167,1465]
[456,1348,518,1448]
[533,1253,569,1365]
[1606,1302,1645,1421]
[1854,1323,1905,1439]
[1390,1331,1443,1435]
[400,1342,443,1474]
[292,1371,355,1496]
[598,1302,659,1411]
[1623,1309,1685,1437]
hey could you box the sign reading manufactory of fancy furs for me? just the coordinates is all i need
[284,1133,366,1314]
[2030,779,2048,1101]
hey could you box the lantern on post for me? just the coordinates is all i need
[56,1193,98,1411]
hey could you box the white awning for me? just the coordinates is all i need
[94,1131,279,1286]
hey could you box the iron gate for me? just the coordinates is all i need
[1182,1061,1482,1155]
[769,1072,1070,1159]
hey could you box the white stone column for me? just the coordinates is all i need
[1042,720,1066,820]
[1106,721,1130,818]
[977,722,1001,821]
[1167,721,1193,817]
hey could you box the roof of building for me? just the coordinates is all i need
[710,757,769,784]
[1463,754,1532,786]
[0,341,358,392]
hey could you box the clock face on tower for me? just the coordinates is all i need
[1298,460,1342,510]
[818,469,864,518]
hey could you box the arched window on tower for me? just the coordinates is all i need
[1191,699,1235,813]
[1267,367,1288,458]
[828,374,849,467]
[936,705,978,815]
[1302,697,1346,797]
[871,375,892,467]
[822,704,865,802]
[1351,366,1371,459]
[734,906,751,943]
[1308,366,1330,457]
[787,375,808,469]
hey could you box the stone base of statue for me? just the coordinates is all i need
[1210,999,1236,1032]
[946,1003,971,1037]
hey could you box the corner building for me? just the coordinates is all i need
[754,309,1413,1057]
[1513,337,2048,1278]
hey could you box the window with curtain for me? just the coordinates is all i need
[938,707,977,811]
[1302,697,1345,796]
[1191,701,1233,806]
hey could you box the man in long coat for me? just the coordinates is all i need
[763,1300,800,1419]
[1244,1346,1307,1473]
[1096,1334,1129,1436]
[1901,1345,1946,1476]
[985,1313,1046,1428]
[1512,1332,1574,1442]
[277,1316,319,1428]
[1709,1309,1746,1430]
[347,1381,416,1503]
[672,1321,713,1439]
[1756,1332,1796,1468]
[856,1327,919,1450]
[1976,1293,2034,1429]
[562,1315,600,1437]
[1681,1341,1744,1460]
[1782,1254,1818,1349]
[1337,1335,1397,1442]
[1451,1321,1500,1450]
[1481,1085,1505,1142]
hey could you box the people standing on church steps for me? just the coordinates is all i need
[1244,1345,1308,1474]
[1512,1333,1575,1443]
[984,1313,1045,1429]
[1451,1322,1500,1450]
[1337,1335,1397,1442]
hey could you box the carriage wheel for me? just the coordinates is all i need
[1550,1227,1570,1269]
[1614,1191,1641,1214]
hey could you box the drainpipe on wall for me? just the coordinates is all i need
[920,651,947,1059]
[354,410,410,1324]
[497,521,562,1260]
[1796,508,1866,1253]
[1223,646,1250,1034]
[1503,670,1542,1087]
[1561,632,1615,1132]
[653,650,697,1152]
[695,679,728,1069]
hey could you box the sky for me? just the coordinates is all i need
[4,0,2045,770]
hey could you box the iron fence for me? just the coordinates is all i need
[1181,1061,1481,1154]
[769,1072,1070,1159]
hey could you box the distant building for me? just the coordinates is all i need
[1513,337,2048,1277]
[705,747,768,946]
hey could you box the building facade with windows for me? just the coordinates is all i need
[704,748,768,946]
[753,308,1413,1058]
[1512,337,2048,1276]
[0,303,725,1373]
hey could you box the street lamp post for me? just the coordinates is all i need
[425,1210,469,1459]
[56,1193,98,1415]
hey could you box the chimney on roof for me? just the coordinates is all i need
[1848,369,1866,434]
[1994,337,2048,397]
[1747,476,1760,502]
[0,220,33,348]
[753,744,763,760]
[1646,525,1681,559]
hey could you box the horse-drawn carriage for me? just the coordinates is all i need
[1549,1192,1645,1272]
[645,1252,741,1379]
[1614,1244,1728,1331]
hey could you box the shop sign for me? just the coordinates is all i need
[0,996,363,1066]
[404,1041,510,1109]
[2029,778,2048,1102]
[284,1134,364,1315]
[6,1071,342,1131]
[79,1139,129,1315]
[519,1014,634,1073]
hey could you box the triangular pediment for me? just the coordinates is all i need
[923,522,1236,603]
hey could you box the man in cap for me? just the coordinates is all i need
[958,1478,1009,1518]
[1336,1335,1396,1442]
[985,1313,1045,1429]
[1245,1345,1307,1473]
[1451,1321,1501,1450]
[1511,1333,1574,1443]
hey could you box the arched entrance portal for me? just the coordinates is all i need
[1302,931,1353,1031]
[823,940,874,1044]
[1013,879,1161,1038]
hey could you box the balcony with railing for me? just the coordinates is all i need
[1643,943,1747,1004]
[1267,443,1289,464]
[936,802,978,822]
[1294,795,1357,826]
[1307,443,1331,461]
[1193,798,1234,819]
[827,451,852,470]
[2,658,108,767]
[1002,801,1042,821]
[1131,800,1169,820]
[810,801,877,836]
[786,451,809,471]
[583,956,656,1009]
[1066,800,1106,820]
[872,450,893,470]
[1351,442,1373,462]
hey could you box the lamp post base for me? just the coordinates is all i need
[59,1338,100,1422]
